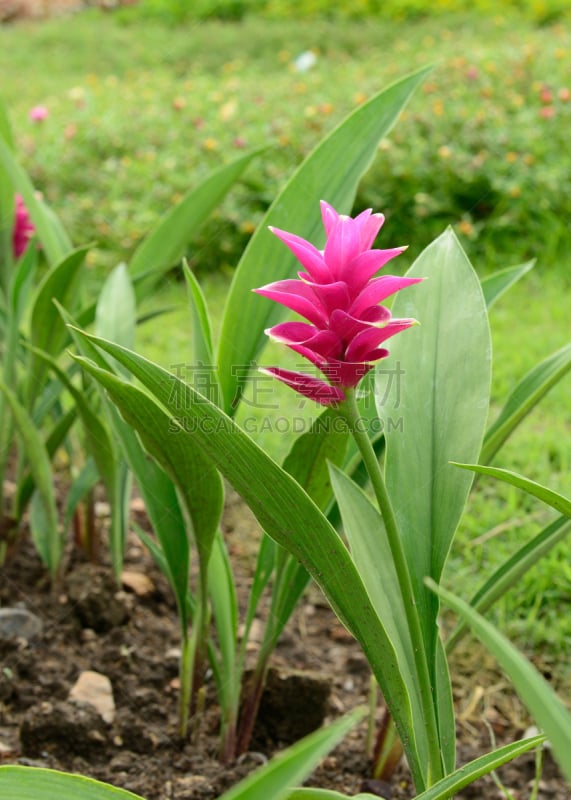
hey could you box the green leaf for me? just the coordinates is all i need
[129,148,262,281]
[0,379,61,576]
[183,260,221,405]
[405,734,546,799]
[72,351,223,572]
[95,263,136,352]
[119,422,190,627]
[218,66,431,415]
[480,260,535,309]
[0,137,72,266]
[70,333,423,788]
[64,305,192,613]
[452,462,571,517]
[0,766,145,800]
[288,792,375,800]
[0,96,15,278]
[220,708,365,800]
[328,464,429,774]
[9,235,38,322]
[429,580,571,784]
[377,228,492,663]
[28,245,89,401]
[15,406,76,516]
[481,343,571,464]
[446,515,571,652]
[183,260,214,366]
[63,456,99,530]
[208,532,239,716]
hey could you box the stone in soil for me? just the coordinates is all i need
[69,670,115,724]
[0,607,43,641]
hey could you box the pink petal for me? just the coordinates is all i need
[329,308,389,343]
[267,322,342,358]
[319,359,374,388]
[345,319,417,362]
[320,200,340,238]
[269,227,332,282]
[344,247,407,292]
[349,275,423,317]
[301,279,351,316]
[323,215,361,279]
[254,279,327,326]
[353,208,385,250]
[260,367,345,406]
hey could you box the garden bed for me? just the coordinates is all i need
[0,491,567,800]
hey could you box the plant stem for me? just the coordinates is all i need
[339,388,443,784]
[179,632,192,739]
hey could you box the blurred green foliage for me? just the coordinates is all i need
[123,0,569,25]
[2,12,570,284]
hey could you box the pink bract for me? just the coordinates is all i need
[255,201,422,406]
[12,194,35,259]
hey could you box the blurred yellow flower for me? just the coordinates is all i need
[220,100,238,121]
[458,220,474,236]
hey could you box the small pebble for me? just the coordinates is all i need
[69,670,115,724]
[0,608,43,642]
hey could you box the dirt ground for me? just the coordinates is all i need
[0,492,568,800]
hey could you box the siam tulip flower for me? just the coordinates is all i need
[12,194,35,259]
[255,201,422,406]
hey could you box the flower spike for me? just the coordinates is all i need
[257,202,422,406]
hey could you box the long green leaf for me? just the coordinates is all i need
[0,379,61,576]
[259,409,351,661]
[329,464,430,773]
[430,580,571,783]
[64,305,192,615]
[452,462,571,516]
[70,333,424,788]
[0,96,15,280]
[129,148,262,280]
[218,67,431,415]
[446,515,571,652]
[73,355,223,570]
[95,263,136,352]
[208,532,239,718]
[480,260,535,309]
[407,735,546,800]
[220,708,365,800]
[0,766,145,800]
[481,343,571,464]
[15,406,76,515]
[377,228,492,664]
[0,137,71,265]
[28,245,89,401]
[183,260,214,367]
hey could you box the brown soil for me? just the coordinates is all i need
[0,492,568,800]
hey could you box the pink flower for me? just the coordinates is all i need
[12,194,35,259]
[255,201,421,406]
[29,105,48,122]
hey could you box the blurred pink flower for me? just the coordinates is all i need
[255,201,421,406]
[29,105,49,122]
[12,194,35,259]
[540,106,556,119]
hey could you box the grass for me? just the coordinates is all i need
[1,9,570,660]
